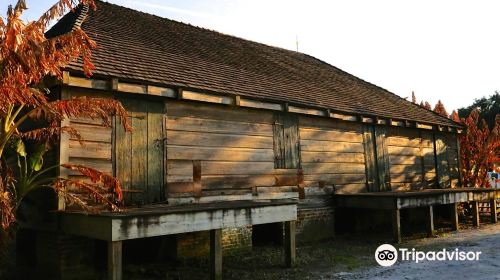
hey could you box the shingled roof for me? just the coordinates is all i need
[47,0,459,128]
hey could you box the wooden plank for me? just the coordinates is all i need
[107,241,122,280]
[362,125,377,192]
[167,146,274,162]
[69,140,112,160]
[166,116,273,136]
[148,85,176,97]
[59,87,70,210]
[166,130,273,149]
[300,139,364,153]
[210,229,222,280]
[166,100,274,124]
[491,199,498,223]
[283,114,300,169]
[299,128,363,142]
[131,101,148,203]
[299,115,362,132]
[182,90,234,105]
[201,162,274,175]
[273,113,285,168]
[392,209,401,244]
[147,102,164,203]
[302,163,366,174]
[303,174,366,185]
[115,99,132,193]
[389,155,421,165]
[302,151,365,163]
[375,126,391,191]
[288,105,326,116]
[389,165,423,174]
[68,76,109,90]
[70,122,112,143]
[334,183,367,194]
[435,134,450,188]
[387,137,421,147]
[426,205,435,237]
[284,221,296,267]
[117,82,146,94]
[451,203,459,231]
[200,175,275,189]
[388,146,420,156]
[472,201,480,227]
[239,98,283,111]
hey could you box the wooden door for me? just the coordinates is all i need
[115,97,165,205]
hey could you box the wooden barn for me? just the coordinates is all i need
[19,1,499,280]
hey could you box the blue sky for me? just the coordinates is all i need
[9,0,500,111]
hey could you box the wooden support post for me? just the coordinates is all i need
[490,199,498,224]
[392,209,401,244]
[426,205,435,237]
[210,229,222,280]
[450,203,459,231]
[107,241,122,280]
[472,201,480,227]
[284,221,296,267]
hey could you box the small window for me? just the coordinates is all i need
[273,113,300,169]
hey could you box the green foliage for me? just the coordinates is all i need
[458,92,500,129]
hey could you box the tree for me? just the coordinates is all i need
[433,100,448,117]
[458,92,499,129]
[450,110,460,122]
[459,109,500,188]
[423,101,432,110]
[0,0,131,231]
[411,91,417,104]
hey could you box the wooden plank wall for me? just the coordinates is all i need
[445,133,460,187]
[66,88,113,181]
[298,116,366,194]
[164,100,299,203]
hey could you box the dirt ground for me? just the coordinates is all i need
[124,222,500,280]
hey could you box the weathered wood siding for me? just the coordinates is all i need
[64,88,113,182]
[165,100,299,203]
[298,116,366,194]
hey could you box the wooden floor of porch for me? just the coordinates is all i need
[334,188,499,243]
[58,199,298,280]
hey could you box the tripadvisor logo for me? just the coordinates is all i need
[374,244,482,267]
[375,244,398,266]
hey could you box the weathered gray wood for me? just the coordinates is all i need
[472,201,480,227]
[210,229,222,280]
[392,209,401,243]
[59,202,297,241]
[451,203,459,231]
[273,113,300,169]
[107,241,122,280]
[375,126,391,191]
[434,134,450,188]
[284,221,296,267]
[115,99,132,200]
[426,205,435,237]
[147,102,165,203]
[490,199,498,223]
[131,101,148,204]
[362,125,378,192]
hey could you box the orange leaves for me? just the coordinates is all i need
[55,163,123,211]
[459,109,500,188]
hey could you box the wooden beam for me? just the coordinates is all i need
[148,85,176,97]
[450,203,459,231]
[193,160,202,198]
[392,209,401,244]
[284,221,296,267]
[288,105,326,116]
[182,90,234,105]
[68,75,109,90]
[107,241,122,280]
[210,229,222,280]
[426,205,435,237]
[239,98,282,111]
[111,78,118,91]
[472,201,480,227]
[490,199,498,224]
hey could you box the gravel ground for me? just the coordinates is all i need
[124,222,500,280]
[326,223,500,280]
